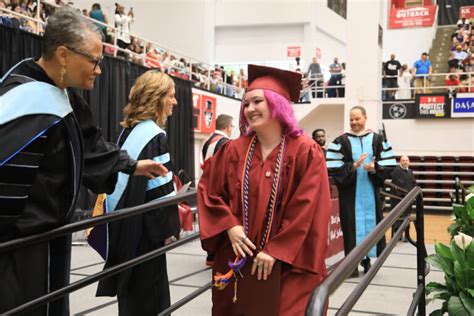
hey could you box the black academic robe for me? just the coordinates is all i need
[326,131,396,257]
[96,127,180,316]
[390,166,416,233]
[0,59,135,316]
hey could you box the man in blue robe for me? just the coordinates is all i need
[326,106,396,277]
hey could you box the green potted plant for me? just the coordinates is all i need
[426,233,474,315]
[448,192,474,238]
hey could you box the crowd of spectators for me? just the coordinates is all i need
[0,0,249,98]
[444,15,474,94]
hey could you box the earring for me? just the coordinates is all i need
[60,66,66,84]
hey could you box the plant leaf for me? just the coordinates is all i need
[454,261,468,289]
[459,292,474,316]
[467,242,474,269]
[436,242,454,260]
[451,240,467,265]
[429,310,443,316]
[447,296,469,316]
[426,254,454,276]
[467,288,474,297]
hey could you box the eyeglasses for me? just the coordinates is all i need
[65,46,104,71]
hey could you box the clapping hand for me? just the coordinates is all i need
[364,157,376,172]
[353,153,368,169]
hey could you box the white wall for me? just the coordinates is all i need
[383,119,474,156]
[215,24,305,63]
[73,0,210,62]
[298,104,345,145]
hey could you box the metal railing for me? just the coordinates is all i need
[381,71,474,96]
[305,186,427,315]
[0,190,205,315]
[453,176,470,204]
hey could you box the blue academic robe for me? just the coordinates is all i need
[326,131,396,257]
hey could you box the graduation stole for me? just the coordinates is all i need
[213,134,286,303]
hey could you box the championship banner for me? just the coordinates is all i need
[382,100,415,119]
[451,93,474,118]
[388,5,436,29]
[460,6,474,19]
[415,93,450,119]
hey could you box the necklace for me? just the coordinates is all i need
[241,134,286,251]
[213,134,287,303]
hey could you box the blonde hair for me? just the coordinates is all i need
[121,71,175,129]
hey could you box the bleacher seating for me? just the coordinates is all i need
[385,156,474,212]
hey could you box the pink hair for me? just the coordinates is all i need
[239,89,303,138]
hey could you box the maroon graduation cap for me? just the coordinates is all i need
[247,64,302,103]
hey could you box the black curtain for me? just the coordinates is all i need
[437,0,474,26]
[0,24,195,186]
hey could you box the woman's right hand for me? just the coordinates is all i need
[227,225,256,258]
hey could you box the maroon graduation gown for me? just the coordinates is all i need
[198,134,331,315]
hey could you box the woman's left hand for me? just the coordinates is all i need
[251,252,276,281]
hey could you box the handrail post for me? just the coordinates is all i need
[455,177,460,204]
[113,28,118,57]
[415,194,426,316]
[36,0,41,35]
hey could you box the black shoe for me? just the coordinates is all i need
[361,257,371,274]
[206,254,215,267]
[348,269,359,278]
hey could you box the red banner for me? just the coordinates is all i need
[192,93,217,133]
[287,46,301,58]
[460,6,474,19]
[388,5,436,29]
[325,199,344,259]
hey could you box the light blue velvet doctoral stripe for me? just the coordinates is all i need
[382,141,392,150]
[0,81,72,125]
[147,171,173,191]
[328,142,342,151]
[378,158,397,166]
[326,151,344,160]
[106,120,166,212]
[381,149,395,159]
[326,160,344,168]
[348,133,377,258]
[152,153,170,165]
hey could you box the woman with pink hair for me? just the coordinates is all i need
[198,65,331,315]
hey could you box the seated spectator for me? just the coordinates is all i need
[464,56,474,73]
[454,45,468,66]
[445,74,464,95]
[448,52,460,69]
[457,16,470,29]
[145,43,162,69]
[466,75,474,93]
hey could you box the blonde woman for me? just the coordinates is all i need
[96,70,179,316]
